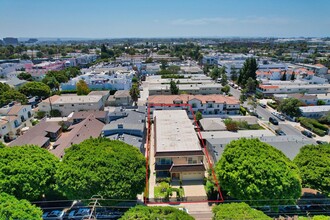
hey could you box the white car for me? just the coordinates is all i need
[178,207,189,214]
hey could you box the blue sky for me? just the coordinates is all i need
[0,0,329,38]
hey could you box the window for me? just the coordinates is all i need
[157,158,172,165]
[188,157,197,164]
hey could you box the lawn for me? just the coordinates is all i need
[154,182,185,199]
[154,182,170,198]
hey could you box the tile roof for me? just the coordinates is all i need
[258,85,279,89]
[148,94,239,105]
[8,119,59,147]
[51,114,104,158]
[7,105,23,115]
[70,110,108,120]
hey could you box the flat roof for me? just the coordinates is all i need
[299,105,330,112]
[201,130,274,139]
[154,110,201,152]
[207,135,316,161]
[54,95,102,104]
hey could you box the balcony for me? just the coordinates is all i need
[169,163,206,172]
[155,164,172,171]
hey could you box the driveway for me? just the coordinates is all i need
[172,180,207,201]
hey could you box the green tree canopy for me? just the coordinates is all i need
[0,90,27,106]
[76,79,90,95]
[237,58,258,86]
[0,192,42,220]
[55,138,146,200]
[17,72,33,81]
[245,77,257,93]
[230,67,238,81]
[278,98,302,117]
[212,202,271,220]
[170,80,179,95]
[216,138,301,206]
[293,144,330,196]
[210,67,221,80]
[130,83,140,104]
[42,75,60,91]
[221,85,230,94]
[120,206,194,220]
[195,111,202,121]
[0,145,59,201]
[19,81,51,98]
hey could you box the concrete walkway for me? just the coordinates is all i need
[147,123,156,199]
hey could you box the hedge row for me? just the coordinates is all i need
[299,117,328,136]
[267,101,277,109]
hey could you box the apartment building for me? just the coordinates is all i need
[0,104,33,142]
[39,95,103,116]
[149,83,222,96]
[107,90,132,106]
[257,84,330,96]
[153,110,206,181]
[148,94,240,115]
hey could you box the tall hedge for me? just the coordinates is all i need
[216,138,301,206]
[56,138,146,200]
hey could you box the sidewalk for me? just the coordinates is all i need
[147,122,156,199]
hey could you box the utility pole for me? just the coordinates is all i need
[87,195,103,220]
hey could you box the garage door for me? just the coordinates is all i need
[182,172,204,181]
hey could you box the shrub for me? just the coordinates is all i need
[223,119,239,132]
[267,101,277,109]
[50,109,61,117]
[239,106,247,116]
[36,111,46,119]
[156,177,171,184]
[299,117,328,136]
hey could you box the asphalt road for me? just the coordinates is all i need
[229,84,313,138]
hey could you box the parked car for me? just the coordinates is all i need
[316,140,328,145]
[301,204,327,215]
[269,117,279,125]
[42,210,65,220]
[275,129,286,136]
[301,130,313,138]
[259,103,266,108]
[63,208,91,220]
[279,205,301,215]
[250,111,259,118]
[178,207,189,214]
[272,111,285,121]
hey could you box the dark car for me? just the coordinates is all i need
[259,103,266,108]
[275,129,286,136]
[279,205,301,216]
[301,204,327,215]
[316,140,328,145]
[269,117,279,125]
[42,210,65,220]
[63,208,91,220]
[301,130,313,138]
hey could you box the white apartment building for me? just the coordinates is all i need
[299,105,330,119]
[148,94,240,115]
[257,84,330,96]
[148,83,222,96]
[39,95,103,117]
[61,70,134,91]
[0,104,33,142]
